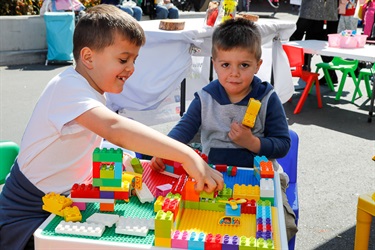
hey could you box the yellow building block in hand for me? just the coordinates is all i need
[242,98,261,128]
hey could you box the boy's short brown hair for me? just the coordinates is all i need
[73,4,146,60]
[212,18,262,61]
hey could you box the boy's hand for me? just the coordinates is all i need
[152,156,224,193]
[228,121,253,147]
[228,121,260,153]
[150,157,165,172]
[193,165,224,193]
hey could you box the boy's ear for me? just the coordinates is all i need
[80,47,94,69]
[255,59,263,73]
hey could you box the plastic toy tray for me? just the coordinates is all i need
[36,162,286,249]
[328,33,368,48]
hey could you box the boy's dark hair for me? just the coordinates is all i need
[212,18,262,61]
[73,4,146,60]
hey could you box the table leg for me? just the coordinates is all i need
[354,208,373,250]
[180,78,186,117]
[368,73,375,123]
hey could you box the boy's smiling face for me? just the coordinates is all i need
[81,33,141,95]
[212,47,262,103]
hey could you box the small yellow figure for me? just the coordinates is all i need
[242,98,261,128]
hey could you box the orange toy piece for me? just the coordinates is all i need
[260,161,274,178]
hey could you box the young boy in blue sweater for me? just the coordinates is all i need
[151,18,297,240]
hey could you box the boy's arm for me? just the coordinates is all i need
[75,106,223,193]
[258,93,290,159]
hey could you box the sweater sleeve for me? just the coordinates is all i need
[167,93,202,144]
[258,92,291,159]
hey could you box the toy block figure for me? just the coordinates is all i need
[242,98,261,128]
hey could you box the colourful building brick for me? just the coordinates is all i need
[63,206,82,222]
[239,236,257,250]
[154,210,173,238]
[171,174,188,195]
[233,184,260,201]
[242,98,261,128]
[260,161,274,179]
[92,147,123,162]
[183,177,200,202]
[130,157,144,174]
[42,192,73,217]
[222,234,239,250]
[188,231,206,250]
[71,183,100,199]
[205,233,222,250]
[171,230,189,249]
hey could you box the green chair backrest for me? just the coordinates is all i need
[331,57,358,68]
[0,141,20,185]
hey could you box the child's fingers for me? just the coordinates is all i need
[211,169,224,191]
[202,177,218,193]
[150,157,165,172]
[194,178,205,193]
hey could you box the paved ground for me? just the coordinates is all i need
[1,1,375,249]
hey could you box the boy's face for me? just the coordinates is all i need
[212,47,262,103]
[83,33,141,95]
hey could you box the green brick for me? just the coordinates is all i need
[93,147,123,162]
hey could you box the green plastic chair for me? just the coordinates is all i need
[353,63,374,101]
[315,57,361,102]
[0,141,20,185]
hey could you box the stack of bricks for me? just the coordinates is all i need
[71,148,130,211]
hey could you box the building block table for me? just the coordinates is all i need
[34,158,288,249]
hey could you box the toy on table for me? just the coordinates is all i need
[328,30,368,48]
[42,146,281,249]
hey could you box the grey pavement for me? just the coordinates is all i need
[1,1,375,249]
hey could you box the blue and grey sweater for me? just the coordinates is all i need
[168,76,290,168]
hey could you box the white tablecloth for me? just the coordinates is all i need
[106,18,296,124]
